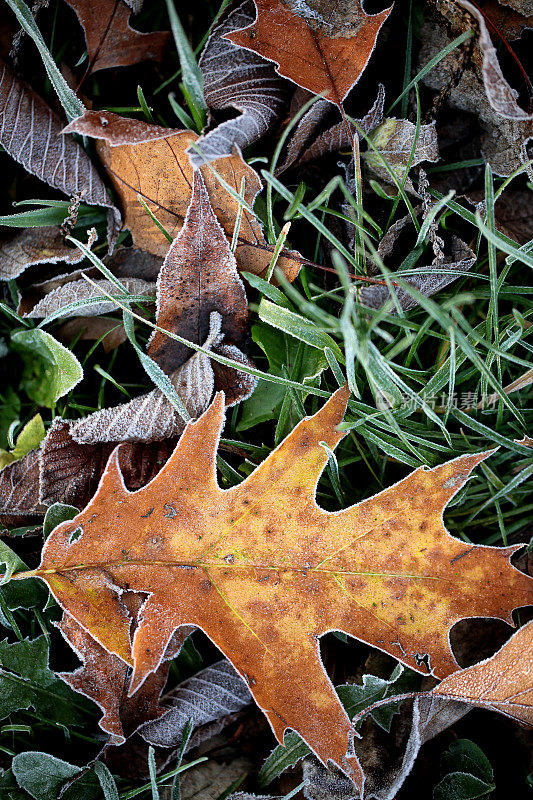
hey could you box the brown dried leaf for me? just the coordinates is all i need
[70,347,215,444]
[57,612,192,744]
[420,6,533,177]
[360,236,476,312]
[39,420,176,508]
[456,0,533,120]
[0,59,120,242]
[278,85,385,174]
[62,110,302,279]
[148,171,250,373]
[227,0,392,107]
[190,0,289,167]
[56,316,127,353]
[0,449,44,521]
[0,228,84,282]
[21,388,533,791]
[20,277,155,319]
[106,247,162,282]
[66,0,170,73]
[69,171,256,447]
[431,619,533,725]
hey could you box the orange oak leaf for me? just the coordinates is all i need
[66,0,170,74]
[227,0,393,107]
[430,618,533,725]
[62,111,302,280]
[14,388,532,790]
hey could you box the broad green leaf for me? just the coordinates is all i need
[239,324,326,431]
[12,752,101,800]
[0,415,46,468]
[0,541,46,612]
[0,638,86,725]
[43,503,79,539]
[11,330,83,407]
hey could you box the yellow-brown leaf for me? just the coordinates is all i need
[17,388,533,789]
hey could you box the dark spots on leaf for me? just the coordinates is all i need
[200,579,212,592]
[141,507,155,518]
[163,504,178,518]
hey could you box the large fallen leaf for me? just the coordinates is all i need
[190,0,289,167]
[14,387,532,790]
[227,0,393,107]
[0,59,120,242]
[66,0,170,73]
[62,110,302,279]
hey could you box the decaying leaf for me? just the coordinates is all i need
[20,277,155,319]
[360,236,476,312]
[57,612,192,743]
[39,420,177,508]
[148,171,251,377]
[279,85,385,174]
[15,387,532,790]
[0,59,120,243]
[456,0,533,121]
[70,344,215,444]
[0,450,44,521]
[191,0,289,167]
[362,118,439,194]
[69,171,256,445]
[0,228,85,282]
[430,619,533,725]
[420,3,533,177]
[62,110,302,279]
[140,660,251,748]
[227,0,393,107]
[66,0,170,73]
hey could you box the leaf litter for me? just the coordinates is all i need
[0,0,532,797]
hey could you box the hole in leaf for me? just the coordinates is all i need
[68,526,83,544]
